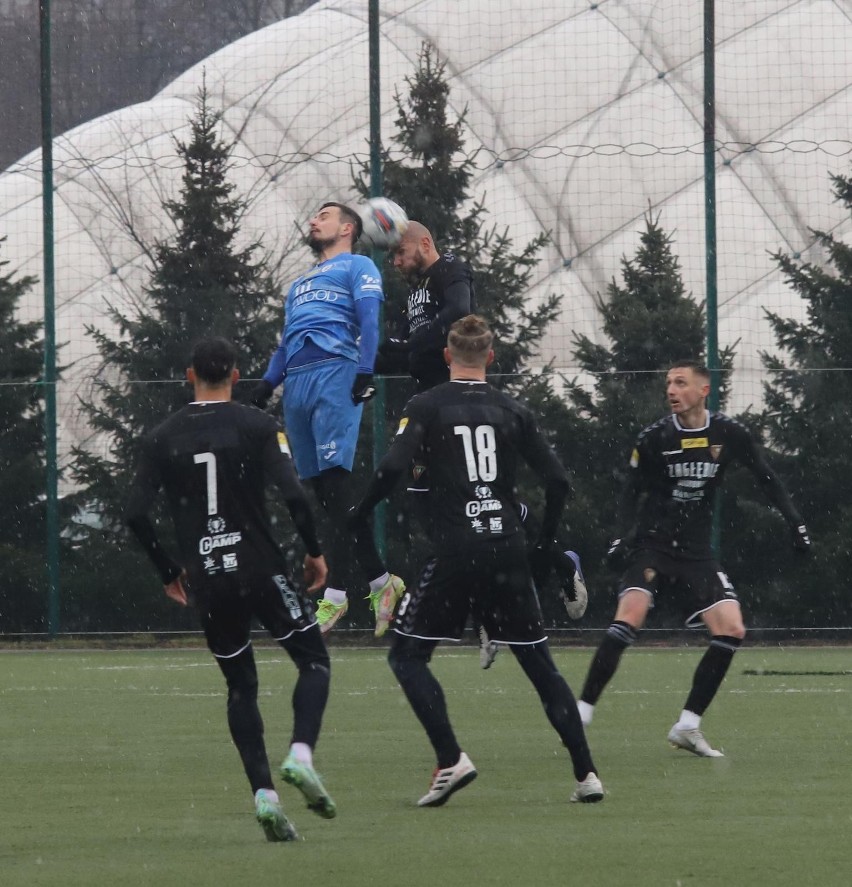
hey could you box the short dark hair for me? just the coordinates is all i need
[319,201,363,243]
[191,337,237,384]
[668,359,709,381]
[447,314,493,365]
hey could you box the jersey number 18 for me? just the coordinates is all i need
[454,425,497,482]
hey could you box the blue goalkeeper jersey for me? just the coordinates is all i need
[281,252,382,367]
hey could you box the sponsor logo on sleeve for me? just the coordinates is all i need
[277,431,291,455]
[396,417,409,436]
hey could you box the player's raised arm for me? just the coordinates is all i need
[732,421,811,554]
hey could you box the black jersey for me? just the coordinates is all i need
[622,410,803,559]
[357,379,569,553]
[405,253,475,388]
[125,400,320,584]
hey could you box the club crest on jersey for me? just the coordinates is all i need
[682,437,709,449]
[710,444,723,460]
[207,516,226,534]
[412,462,426,481]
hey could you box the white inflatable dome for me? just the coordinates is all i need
[2,0,851,470]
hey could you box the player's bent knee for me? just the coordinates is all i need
[614,588,651,627]
[288,645,331,674]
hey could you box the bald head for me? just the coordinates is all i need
[393,220,440,278]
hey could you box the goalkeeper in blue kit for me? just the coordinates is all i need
[252,202,404,636]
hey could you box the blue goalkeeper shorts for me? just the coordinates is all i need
[282,358,364,479]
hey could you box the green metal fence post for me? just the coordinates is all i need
[704,0,722,555]
[368,0,387,558]
[40,0,61,635]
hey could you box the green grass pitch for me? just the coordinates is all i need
[2,645,849,886]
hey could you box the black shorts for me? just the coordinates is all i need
[620,549,739,628]
[392,541,546,644]
[188,571,318,658]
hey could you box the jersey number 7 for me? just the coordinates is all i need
[194,452,218,515]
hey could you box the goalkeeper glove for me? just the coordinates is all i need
[791,523,811,554]
[352,372,376,404]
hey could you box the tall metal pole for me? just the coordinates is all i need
[704,0,719,410]
[40,0,61,635]
[704,0,722,555]
[368,0,387,556]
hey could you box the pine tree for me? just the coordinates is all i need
[66,87,280,630]
[0,237,49,631]
[751,168,852,625]
[560,212,734,624]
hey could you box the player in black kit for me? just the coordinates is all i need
[350,316,604,807]
[381,222,587,668]
[577,360,811,757]
[125,337,337,842]
[377,220,475,391]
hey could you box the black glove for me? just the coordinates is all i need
[352,372,376,404]
[791,523,811,555]
[249,379,274,409]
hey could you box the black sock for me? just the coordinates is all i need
[389,637,461,768]
[513,642,597,781]
[580,621,638,705]
[683,635,741,716]
[216,648,273,794]
[291,660,331,748]
[283,626,331,748]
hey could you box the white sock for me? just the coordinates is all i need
[578,700,594,727]
[289,742,313,766]
[323,587,347,605]
[255,788,280,803]
[675,709,701,731]
[369,572,390,593]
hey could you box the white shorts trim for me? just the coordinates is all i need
[685,598,741,630]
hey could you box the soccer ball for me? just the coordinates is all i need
[357,197,409,248]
